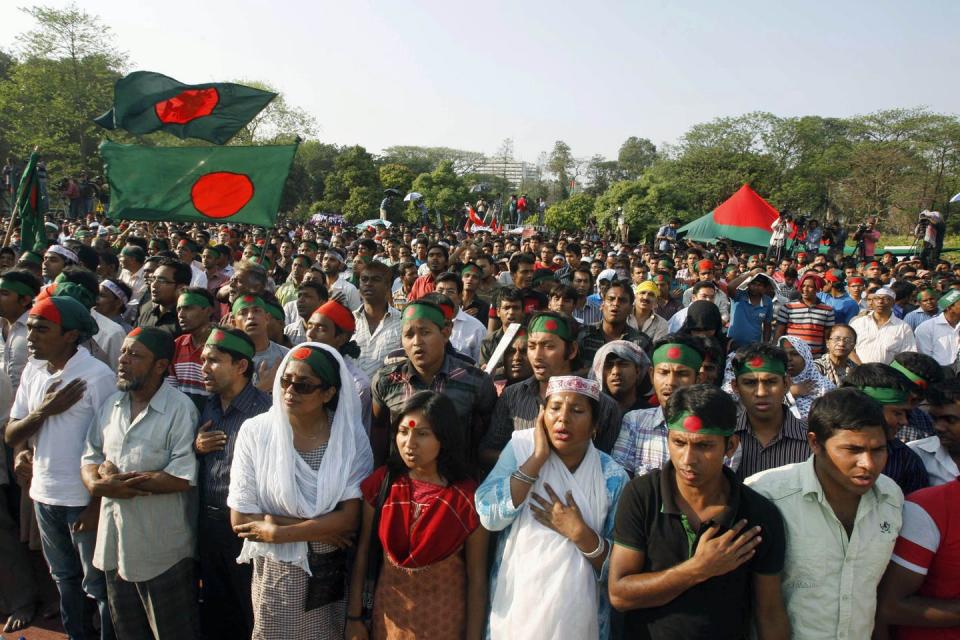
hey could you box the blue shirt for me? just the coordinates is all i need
[197,381,271,510]
[727,289,773,346]
[817,292,861,325]
[904,308,939,331]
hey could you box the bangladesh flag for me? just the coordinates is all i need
[16,152,48,253]
[100,141,297,227]
[95,71,276,145]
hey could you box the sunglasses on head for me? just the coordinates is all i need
[279,377,325,395]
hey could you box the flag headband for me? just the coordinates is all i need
[127,326,173,361]
[45,245,78,264]
[667,410,734,437]
[232,294,267,314]
[735,354,786,377]
[0,277,36,298]
[289,346,340,387]
[264,300,285,322]
[858,386,910,405]
[528,314,572,341]
[652,343,703,372]
[177,292,212,309]
[18,251,43,266]
[402,302,446,328]
[205,328,254,359]
[101,280,129,305]
[890,361,927,389]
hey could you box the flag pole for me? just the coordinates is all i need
[1,197,21,249]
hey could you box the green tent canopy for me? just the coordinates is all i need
[678,184,779,248]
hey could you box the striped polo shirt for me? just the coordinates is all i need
[776,300,835,356]
[169,333,211,410]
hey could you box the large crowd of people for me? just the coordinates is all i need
[0,211,959,640]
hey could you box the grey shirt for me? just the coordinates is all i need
[252,341,289,388]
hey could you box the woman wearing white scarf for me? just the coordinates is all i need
[476,376,629,640]
[228,342,373,640]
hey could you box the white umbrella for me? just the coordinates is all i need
[403,192,423,202]
[356,219,391,229]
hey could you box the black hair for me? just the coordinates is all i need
[891,352,945,402]
[691,280,718,296]
[509,252,536,274]
[731,342,788,377]
[891,281,915,302]
[386,391,471,482]
[572,265,593,281]
[74,244,100,271]
[181,286,215,309]
[426,243,449,261]
[495,286,524,308]
[155,256,192,286]
[298,281,329,302]
[60,266,99,301]
[930,378,960,406]
[566,243,581,255]
[435,271,463,295]
[207,327,256,380]
[808,388,886,443]
[604,280,635,304]
[0,268,41,297]
[825,323,857,343]
[551,285,578,302]
[101,277,132,302]
[358,238,377,253]
[397,260,417,275]
[361,259,393,279]
[125,238,148,253]
[98,251,119,272]
[664,384,738,435]
[842,363,913,395]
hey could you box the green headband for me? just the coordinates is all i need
[667,410,734,437]
[0,278,36,298]
[528,314,572,341]
[127,327,173,361]
[735,354,786,377]
[402,302,446,328]
[890,361,927,389]
[652,343,703,372]
[205,328,254,359]
[859,386,910,405]
[289,346,340,387]
[461,264,482,276]
[232,295,267,315]
[18,251,43,265]
[265,302,285,322]
[177,292,212,309]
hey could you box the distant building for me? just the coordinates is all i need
[474,159,539,190]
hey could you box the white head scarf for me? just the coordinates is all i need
[229,342,373,574]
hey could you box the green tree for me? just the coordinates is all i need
[228,80,316,145]
[544,192,595,232]
[320,145,380,222]
[584,155,623,196]
[410,160,469,225]
[378,146,484,175]
[618,137,657,178]
[547,140,574,199]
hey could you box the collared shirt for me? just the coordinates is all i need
[628,311,669,344]
[197,382,271,510]
[817,291,861,325]
[480,375,623,455]
[137,300,180,336]
[451,308,486,364]
[904,308,938,331]
[169,332,210,409]
[776,300,836,356]
[91,309,125,371]
[884,437,930,495]
[353,306,402,379]
[908,436,960,487]
[328,277,361,311]
[733,406,811,480]
[407,273,436,302]
[849,313,917,365]
[728,291,773,346]
[120,266,146,302]
[612,407,668,477]
[577,323,651,370]
[1,310,29,392]
[479,328,505,368]
[915,314,960,367]
[283,318,308,346]
[392,285,412,311]
[205,269,229,300]
[83,383,200,582]
[189,262,207,288]
[899,407,935,444]
[746,458,903,640]
[614,462,785,640]
[12,349,116,507]
[572,300,602,326]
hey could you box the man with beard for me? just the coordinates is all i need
[746,388,903,640]
[193,327,270,639]
[82,327,200,639]
[613,335,704,477]
[578,280,650,366]
[631,280,669,343]
[479,311,622,468]
[5,296,114,638]
[407,243,449,302]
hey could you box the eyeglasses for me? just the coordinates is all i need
[829,337,855,345]
[279,377,325,395]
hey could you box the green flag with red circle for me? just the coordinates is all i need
[94,71,276,144]
[100,141,296,227]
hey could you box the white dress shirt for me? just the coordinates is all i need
[849,312,917,364]
[907,435,959,486]
[189,261,208,288]
[451,308,486,363]
[91,309,125,371]
[915,314,960,367]
[353,306,402,379]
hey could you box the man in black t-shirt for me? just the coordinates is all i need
[608,384,789,640]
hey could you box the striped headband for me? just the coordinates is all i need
[890,361,927,389]
[101,280,128,305]
[45,245,78,264]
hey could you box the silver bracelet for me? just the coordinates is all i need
[511,470,536,485]
[583,533,606,559]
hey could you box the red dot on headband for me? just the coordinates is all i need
[544,319,558,331]
[667,346,681,359]
[292,347,311,360]
[214,330,225,341]
[683,415,703,432]
[129,327,142,337]
[749,356,764,368]
[243,295,254,302]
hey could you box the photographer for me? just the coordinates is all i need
[852,216,881,261]
[767,212,790,261]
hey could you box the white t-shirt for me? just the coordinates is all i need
[11,349,117,506]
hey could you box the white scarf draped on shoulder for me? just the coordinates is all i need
[489,429,609,640]
[227,342,374,574]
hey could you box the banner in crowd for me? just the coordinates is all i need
[101,141,297,227]
[95,71,276,144]
[16,152,48,252]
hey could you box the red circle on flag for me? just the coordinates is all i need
[213,330,225,341]
[666,346,682,360]
[292,347,311,360]
[683,415,703,432]
[544,319,559,331]
[154,88,220,124]
[191,172,254,218]
[749,356,765,368]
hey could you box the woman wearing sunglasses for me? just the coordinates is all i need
[227,342,374,640]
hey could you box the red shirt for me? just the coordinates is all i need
[169,333,209,402]
[407,274,436,302]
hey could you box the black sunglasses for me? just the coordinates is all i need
[279,377,324,395]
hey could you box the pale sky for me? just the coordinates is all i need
[3,0,958,163]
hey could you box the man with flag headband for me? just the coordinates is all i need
[480,311,622,468]
[906,373,960,487]
[728,342,811,480]
[747,387,902,640]
[371,298,496,465]
[843,363,930,496]
[915,288,960,369]
[5,295,115,639]
[890,352,945,444]
[81,326,200,639]
[610,384,789,640]
[169,287,215,411]
[193,327,270,639]
[613,335,704,477]
[0,268,42,392]
[232,293,289,391]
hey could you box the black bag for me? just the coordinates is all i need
[304,548,347,612]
